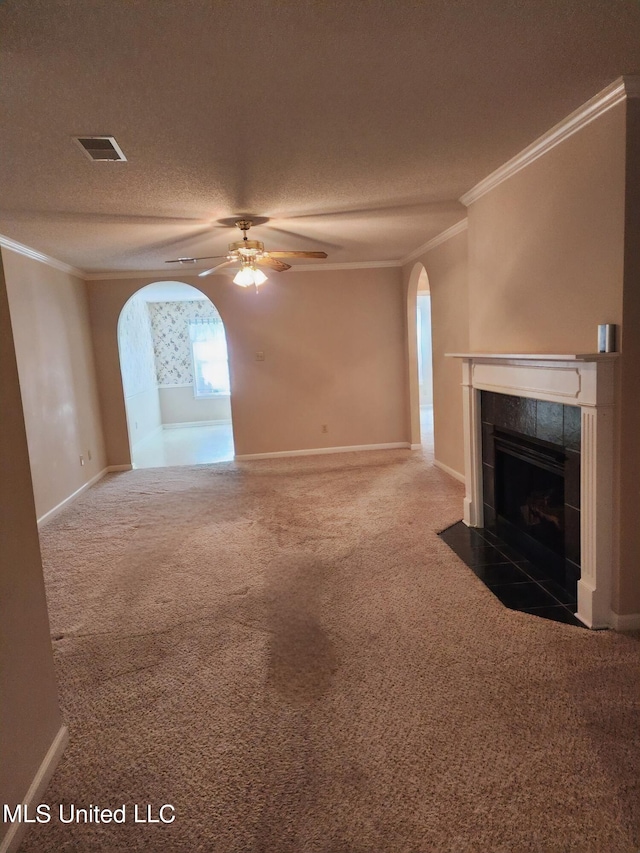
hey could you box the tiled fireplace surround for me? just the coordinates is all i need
[450,354,617,629]
[479,390,582,597]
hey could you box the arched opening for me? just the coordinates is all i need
[416,269,434,445]
[117,281,234,468]
[407,262,434,449]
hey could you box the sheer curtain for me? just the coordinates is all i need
[189,318,230,396]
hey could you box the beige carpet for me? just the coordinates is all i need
[21,449,640,853]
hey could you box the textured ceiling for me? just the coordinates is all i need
[1,0,640,274]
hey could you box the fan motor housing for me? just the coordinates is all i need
[229,240,264,255]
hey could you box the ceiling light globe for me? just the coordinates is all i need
[233,268,255,287]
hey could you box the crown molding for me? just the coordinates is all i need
[0,234,84,278]
[460,75,640,207]
[400,219,468,265]
[84,260,402,280]
[0,235,401,281]
[84,269,190,281]
[623,74,640,99]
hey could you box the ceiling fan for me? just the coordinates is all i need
[164,219,328,287]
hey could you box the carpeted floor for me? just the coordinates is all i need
[21,448,640,852]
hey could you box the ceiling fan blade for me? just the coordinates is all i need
[146,229,216,254]
[165,254,226,264]
[198,260,237,277]
[257,257,292,272]
[262,224,342,250]
[267,251,328,259]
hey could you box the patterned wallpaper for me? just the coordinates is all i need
[147,300,223,386]
[118,294,158,398]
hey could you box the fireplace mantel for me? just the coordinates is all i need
[446,353,618,629]
[447,353,617,359]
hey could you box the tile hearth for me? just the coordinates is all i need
[439,521,585,628]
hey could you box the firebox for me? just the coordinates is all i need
[481,391,581,600]
[494,429,566,583]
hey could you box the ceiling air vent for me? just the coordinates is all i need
[74,136,127,162]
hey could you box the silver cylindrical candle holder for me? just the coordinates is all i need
[598,324,616,353]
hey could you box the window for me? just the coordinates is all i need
[189,318,230,397]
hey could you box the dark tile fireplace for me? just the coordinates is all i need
[481,391,581,600]
[494,428,566,572]
[445,352,617,629]
[439,390,584,627]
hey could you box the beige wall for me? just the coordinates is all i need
[464,100,640,616]
[3,250,107,521]
[118,291,162,447]
[0,256,63,842]
[403,231,470,478]
[126,387,162,447]
[87,267,408,462]
[616,98,640,613]
[467,102,626,353]
[159,386,231,425]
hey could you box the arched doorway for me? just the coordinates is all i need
[407,262,434,449]
[416,270,434,445]
[117,281,234,468]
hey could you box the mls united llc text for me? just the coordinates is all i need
[3,803,176,825]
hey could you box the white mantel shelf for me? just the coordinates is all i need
[447,352,618,629]
[446,352,619,361]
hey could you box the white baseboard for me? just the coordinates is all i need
[36,464,133,527]
[410,443,423,450]
[610,611,640,631]
[235,442,411,461]
[37,468,108,528]
[434,459,466,483]
[163,419,231,429]
[0,725,68,853]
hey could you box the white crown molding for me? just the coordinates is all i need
[460,75,640,207]
[0,234,84,278]
[400,219,468,265]
[623,75,640,99]
[84,269,191,281]
[84,260,402,280]
[0,236,401,281]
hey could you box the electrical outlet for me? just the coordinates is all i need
[321,424,328,433]
[79,455,85,466]
[255,351,265,361]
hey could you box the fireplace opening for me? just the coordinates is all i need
[480,392,581,600]
[494,429,566,583]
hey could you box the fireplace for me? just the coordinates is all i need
[481,393,581,599]
[449,352,617,628]
[496,429,565,559]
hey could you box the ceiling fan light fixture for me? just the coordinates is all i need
[171,218,325,279]
[233,265,267,287]
[233,267,254,286]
